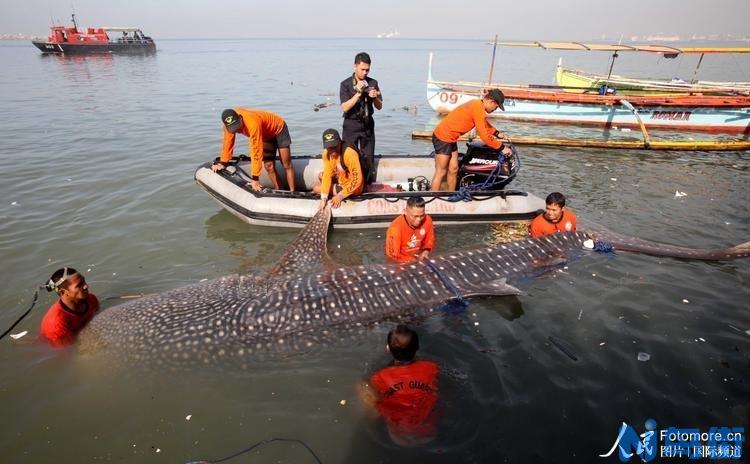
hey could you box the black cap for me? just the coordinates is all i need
[322,128,341,149]
[486,88,505,111]
[221,109,242,133]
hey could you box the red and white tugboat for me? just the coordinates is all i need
[32,14,156,54]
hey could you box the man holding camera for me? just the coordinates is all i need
[340,52,382,185]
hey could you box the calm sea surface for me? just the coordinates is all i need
[0,38,748,463]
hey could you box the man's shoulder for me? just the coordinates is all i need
[340,76,353,88]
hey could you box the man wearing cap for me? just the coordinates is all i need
[212,108,296,192]
[431,89,511,191]
[314,128,364,210]
[340,52,382,185]
[40,267,99,347]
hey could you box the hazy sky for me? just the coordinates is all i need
[5,0,749,40]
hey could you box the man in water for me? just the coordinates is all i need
[529,192,578,238]
[385,197,435,263]
[314,128,364,210]
[358,325,439,447]
[40,267,99,346]
[340,52,382,185]
[431,88,511,191]
[212,108,296,192]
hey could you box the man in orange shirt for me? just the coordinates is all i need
[431,89,512,191]
[529,192,578,238]
[40,267,99,347]
[314,128,364,210]
[358,325,439,447]
[385,197,435,263]
[212,108,296,192]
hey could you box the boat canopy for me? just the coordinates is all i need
[492,41,750,55]
[103,27,145,32]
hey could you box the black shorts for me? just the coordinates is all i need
[432,133,457,156]
[262,123,292,161]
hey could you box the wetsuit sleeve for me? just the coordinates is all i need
[472,102,502,149]
[219,128,236,163]
[340,149,363,197]
[246,121,263,178]
[423,217,435,251]
[320,151,334,198]
[385,220,404,261]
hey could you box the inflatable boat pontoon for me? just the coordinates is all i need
[195,147,545,229]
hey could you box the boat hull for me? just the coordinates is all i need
[427,80,750,134]
[194,155,544,229]
[32,41,156,54]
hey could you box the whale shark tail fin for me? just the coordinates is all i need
[268,205,333,279]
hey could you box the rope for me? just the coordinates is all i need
[1,289,40,341]
[185,437,323,464]
[593,239,615,254]
[423,260,467,306]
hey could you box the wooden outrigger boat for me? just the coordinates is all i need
[489,41,750,96]
[410,130,750,151]
[556,65,750,96]
[427,53,750,134]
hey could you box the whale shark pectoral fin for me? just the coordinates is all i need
[459,278,524,298]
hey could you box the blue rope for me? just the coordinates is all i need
[593,239,615,254]
[423,260,468,307]
[455,143,521,196]
[447,187,474,202]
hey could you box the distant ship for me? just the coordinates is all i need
[376,28,400,39]
[32,14,155,54]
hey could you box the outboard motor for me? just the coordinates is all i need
[458,141,520,191]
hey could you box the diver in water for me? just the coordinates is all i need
[529,192,578,238]
[40,267,99,346]
[358,325,440,447]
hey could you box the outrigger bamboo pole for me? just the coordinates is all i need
[487,34,498,86]
[410,130,750,151]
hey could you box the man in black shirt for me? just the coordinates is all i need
[340,52,382,185]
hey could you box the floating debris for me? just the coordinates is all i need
[339,400,346,406]
[486,222,530,246]
[313,102,334,112]
[548,335,578,361]
[599,342,606,346]
[10,331,28,340]
[682,299,690,304]
[185,415,192,421]
[675,191,687,198]
[637,352,651,362]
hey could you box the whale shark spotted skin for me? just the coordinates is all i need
[79,206,750,365]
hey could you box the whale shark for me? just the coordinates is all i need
[78,206,750,365]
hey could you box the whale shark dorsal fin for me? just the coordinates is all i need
[458,278,524,297]
[267,205,332,279]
